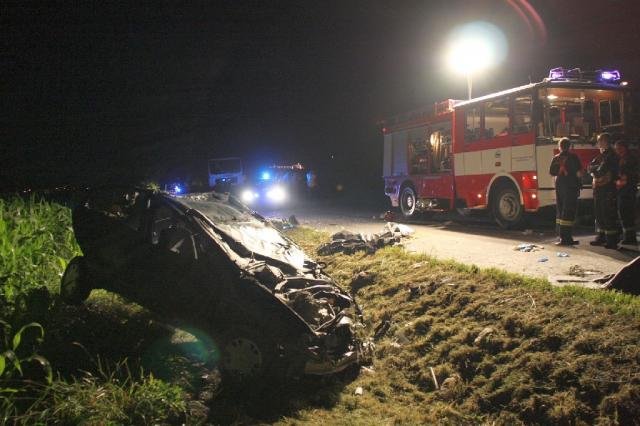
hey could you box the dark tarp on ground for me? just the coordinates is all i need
[603,256,640,295]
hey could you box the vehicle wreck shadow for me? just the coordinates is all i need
[206,372,355,425]
[32,292,355,425]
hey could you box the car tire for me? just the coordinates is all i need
[219,326,278,387]
[400,186,417,218]
[491,186,523,229]
[60,256,92,305]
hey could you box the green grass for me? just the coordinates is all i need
[22,361,187,425]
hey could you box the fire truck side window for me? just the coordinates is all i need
[409,138,430,174]
[429,129,452,171]
[600,100,622,127]
[465,107,482,142]
[484,98,509,138]
[512,95,533,134]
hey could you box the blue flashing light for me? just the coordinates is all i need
[173,184,183,194]
[261,171,271,180]
[599,69,621,82]
[548,67,565,80]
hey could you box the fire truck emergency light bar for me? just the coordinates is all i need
[547,67,621,83]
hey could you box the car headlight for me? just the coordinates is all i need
[266,185,286,202]
[241,189,258,203]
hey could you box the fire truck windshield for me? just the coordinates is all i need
[538,87,624,141]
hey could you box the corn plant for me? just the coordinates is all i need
[0,321,52,384]
[0,196,80,304]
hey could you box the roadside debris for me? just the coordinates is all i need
[373,319,391,341]
[522,229,533,235]
[317,222,413,255]
[538,256,549,262]
[361,366,376,375]
[407,283,426,301]
[473,327,495,345]
[515,243,544,252]
[568,265,603,277]
[385,222,414,236]
[268,215,299,230]
[350,271,376,294]
[429,367,439,389]
[354,386,364,396]
[556,252,570,257]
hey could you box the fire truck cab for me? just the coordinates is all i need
[383,67,635,228]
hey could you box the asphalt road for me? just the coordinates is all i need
[258,200,638,285]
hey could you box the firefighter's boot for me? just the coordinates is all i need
[604,232,619,249]
[556,226,578,246]
[620,230,638,250]
[590,234,606,246]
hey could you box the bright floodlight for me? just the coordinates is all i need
[444,21,507,99]
[447,38,493,75]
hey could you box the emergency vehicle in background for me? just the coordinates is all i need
[383,67,635,228]
[208,157,244,190]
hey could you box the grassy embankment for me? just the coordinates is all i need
[2,196,640,424]
[277,227,640,425]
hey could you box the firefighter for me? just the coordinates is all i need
[549,137,583,245]
[614,140,639,248]
[589,133,619,248]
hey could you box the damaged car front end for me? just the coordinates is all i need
[62,187,367,380]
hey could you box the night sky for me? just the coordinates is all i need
[4,0,640,190]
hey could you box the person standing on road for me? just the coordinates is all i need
[549,137,583,245]
[589,133,619,249]
[614,140,638,249]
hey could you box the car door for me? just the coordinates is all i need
[126,198,205,319]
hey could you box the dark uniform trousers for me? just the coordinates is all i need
[618,187,637,242]
[555,185,579,242]
[594,184,619,244]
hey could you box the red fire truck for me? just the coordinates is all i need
[383,67,635,228]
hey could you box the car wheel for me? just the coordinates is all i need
[491,186,523,229]
[60,256,92,305]
[220,327,277,386]
[400,186,417,218]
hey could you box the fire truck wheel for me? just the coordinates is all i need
[400,186,417,218]
[491,186,523,229]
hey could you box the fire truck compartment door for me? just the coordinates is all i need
[419,174,454,202]
[384,130,409,176]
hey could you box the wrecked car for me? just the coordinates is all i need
[61,187,366,381]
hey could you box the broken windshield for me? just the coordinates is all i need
[179,193,307,270]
